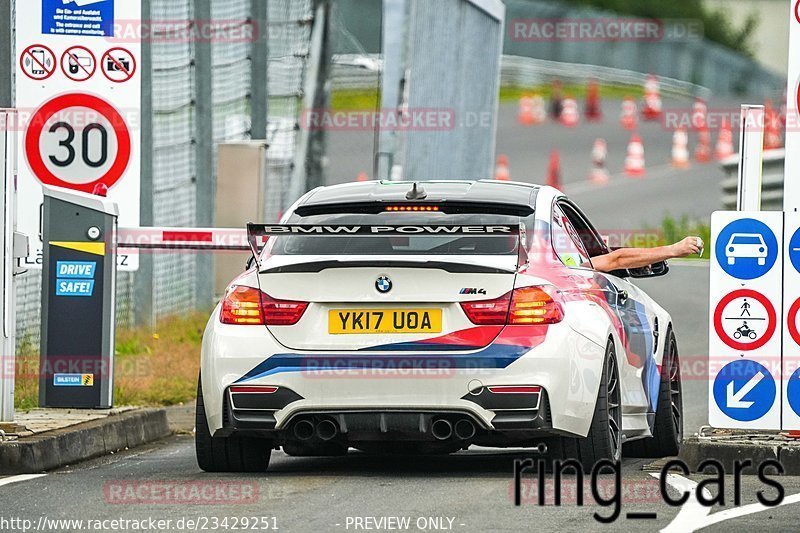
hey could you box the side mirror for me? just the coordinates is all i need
[628,260,669,278]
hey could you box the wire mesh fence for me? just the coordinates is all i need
[13,0,320,342]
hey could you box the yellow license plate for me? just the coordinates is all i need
[328,309,442,334]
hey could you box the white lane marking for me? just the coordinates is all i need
[0,474,46,487]
[653,472,800,532]
[651,473,712,533]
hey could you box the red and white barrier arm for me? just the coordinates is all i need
[117,227,265,251]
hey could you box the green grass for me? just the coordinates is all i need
[328,83,645,112]
[644,215,711,260]
[14,312,209,410]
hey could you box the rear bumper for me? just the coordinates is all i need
[201,306,606,440]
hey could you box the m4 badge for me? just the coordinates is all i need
[459,288,487,295]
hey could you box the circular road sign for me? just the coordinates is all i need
[101,47,136,83]
[713,289,776,351]
[20,44,56,81]
[712,360,776,422]
[61,46,97,82]
[714,218,778,280]
[788,298,800,347]
[788,368,800,418]
[24,93,132,193]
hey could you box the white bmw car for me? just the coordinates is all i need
[196,180,682,472]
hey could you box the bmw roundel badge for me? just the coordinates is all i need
[375,276,392,293]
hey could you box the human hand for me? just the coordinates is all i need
[670,236,703,258]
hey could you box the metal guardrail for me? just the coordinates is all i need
[332,54,712,99]
[720,149,785,211]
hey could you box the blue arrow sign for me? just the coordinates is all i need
[789,227,800,274]
[713,360,776,421]
[714,218,778,280]
[788,368,800,418]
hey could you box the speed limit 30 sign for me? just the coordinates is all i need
[25,93,131,193]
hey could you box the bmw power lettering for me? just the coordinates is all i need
[197,181,682,472]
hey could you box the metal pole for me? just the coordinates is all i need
[376,0,408,181]
[737,104,764,211]
[250,0,268,140]
[194,0,215,311]
[0,110,16,422]
[785,0,800,212]
[0,0,11,108]
[135,0,154,328]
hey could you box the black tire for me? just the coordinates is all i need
[195,375,272,472]
[624,329,683,458]
[548,340,622,473]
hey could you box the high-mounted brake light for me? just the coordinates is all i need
[460,286,564,326]
[385,205,439,212]
[220,286,308,326]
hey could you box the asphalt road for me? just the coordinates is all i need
[2,96,790,533]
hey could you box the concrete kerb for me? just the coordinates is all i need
[0,408,170,474]
[680,429,800,476]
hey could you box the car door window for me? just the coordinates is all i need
[558,200,609,259]
[551,203,591,268]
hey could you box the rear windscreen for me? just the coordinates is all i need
[268,213,522,255]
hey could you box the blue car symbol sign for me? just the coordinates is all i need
[715,219,778,280]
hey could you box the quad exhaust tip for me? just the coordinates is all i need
[293,419,315,441]
[431,419,453,440]
[454,419,476,440]
[316,419,339,441]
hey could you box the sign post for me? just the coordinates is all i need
[786,0,800,212]
[709,212,783,429]
[737,105,764,211]
[14,0,141,271]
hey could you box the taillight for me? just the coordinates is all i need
[260,292,309,325]
[508,286,564,324]
[459,291,511,325]
[460,286,563,326]
[221,286,264,325]
[220,286,308,326]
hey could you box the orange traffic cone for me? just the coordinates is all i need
[560,97,580,127]
[695,127,711,163]
[691,98,707,131]
[671,128,690,169]
[715,118,734,160]
[585,79,602,122]
[531,94,546,125]
[641,74,663,121]
[356,171,369,182]
[620,96,638,130]
[518,94,535,126]
[764,98,783,150]
[547,150,562,189]
[494,154,510,181]
[588,138,610,184]
[624,133,645,177]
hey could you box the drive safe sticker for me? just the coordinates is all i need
[56,261,96,278]
[56,279,95,296]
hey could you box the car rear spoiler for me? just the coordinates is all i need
[246,223,525,266]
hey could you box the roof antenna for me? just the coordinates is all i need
[406,182,427,200]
